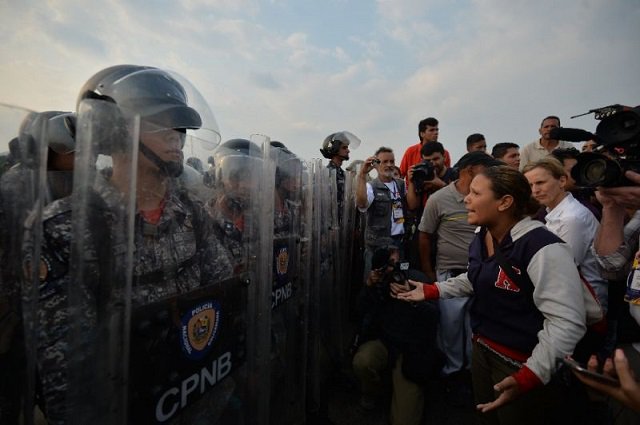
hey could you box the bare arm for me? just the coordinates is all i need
[418,231,436,282]
[593,180,636,257]
[405,165,420,211]
[356,156,375,209]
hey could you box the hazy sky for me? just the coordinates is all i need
[1,0,639,165]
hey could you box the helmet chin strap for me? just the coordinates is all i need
[139,142,183,177]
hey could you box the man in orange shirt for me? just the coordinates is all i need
[399,117,451,178]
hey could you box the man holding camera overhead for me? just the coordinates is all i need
[418,151,503,402]
[356,147,407,281]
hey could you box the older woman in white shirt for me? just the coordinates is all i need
[524,157,608,312]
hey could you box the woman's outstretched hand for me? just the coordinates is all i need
[393,279,426,302]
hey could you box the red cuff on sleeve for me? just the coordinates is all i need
[511,365,543,394]
[423,283,440,300]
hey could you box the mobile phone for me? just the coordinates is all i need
[563,357,620,386]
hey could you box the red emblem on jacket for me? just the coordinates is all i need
[495,266,522,292]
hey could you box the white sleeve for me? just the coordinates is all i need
[524,242,587,384]
[357,182,375,212]
[551,215,591,265]
[435,273,474,298]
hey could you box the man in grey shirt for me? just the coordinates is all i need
[418,151,502,388]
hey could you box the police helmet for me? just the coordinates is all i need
[320,131,361,160]
[18,110,75,168]
[213,138,263,185]
[271,142,303,190]
[77,65,221,154]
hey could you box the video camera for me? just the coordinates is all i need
[550,104,640,187]
[411,160,435,190]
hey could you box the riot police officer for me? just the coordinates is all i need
[207,138,264,275]
[0,109,74,424]
[320,131,360,224]
[23,65,233,424]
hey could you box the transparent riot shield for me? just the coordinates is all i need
[306,159,324,417]
[0,105,50,425]
[56,66,256,425]
[126,129,274,425]
[309,158,353,421]
[344,165,366,323]
[267,141,308,425]
[166,134,274,424]
[326,166,347,358]
[56,98,139,424]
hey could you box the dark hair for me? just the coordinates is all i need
[466,133,485,148]
[480,165,540,218]
[420,141,444,157]
[540,115,561,127]
[418,117,439,137]
[374,146,393,156]
[491,142,519,159]
[550,147,580,164]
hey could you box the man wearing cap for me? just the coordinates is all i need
[418,151,503,403]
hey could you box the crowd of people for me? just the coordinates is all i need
[337,115,640,425]
[0,63,638,425]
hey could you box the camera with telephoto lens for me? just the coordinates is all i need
[551,104,640,187]
[411,160,435,191]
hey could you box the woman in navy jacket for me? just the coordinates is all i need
[397,166,587,425]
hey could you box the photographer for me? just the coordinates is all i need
[582,170,640,423]
[406,142,456,211]
[356,147,407,279]
[405,142,457,270]
[352,246,440,425]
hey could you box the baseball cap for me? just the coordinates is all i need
[454,151,503,169]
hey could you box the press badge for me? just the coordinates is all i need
[625,253,640,305]
[392,199,404,223]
